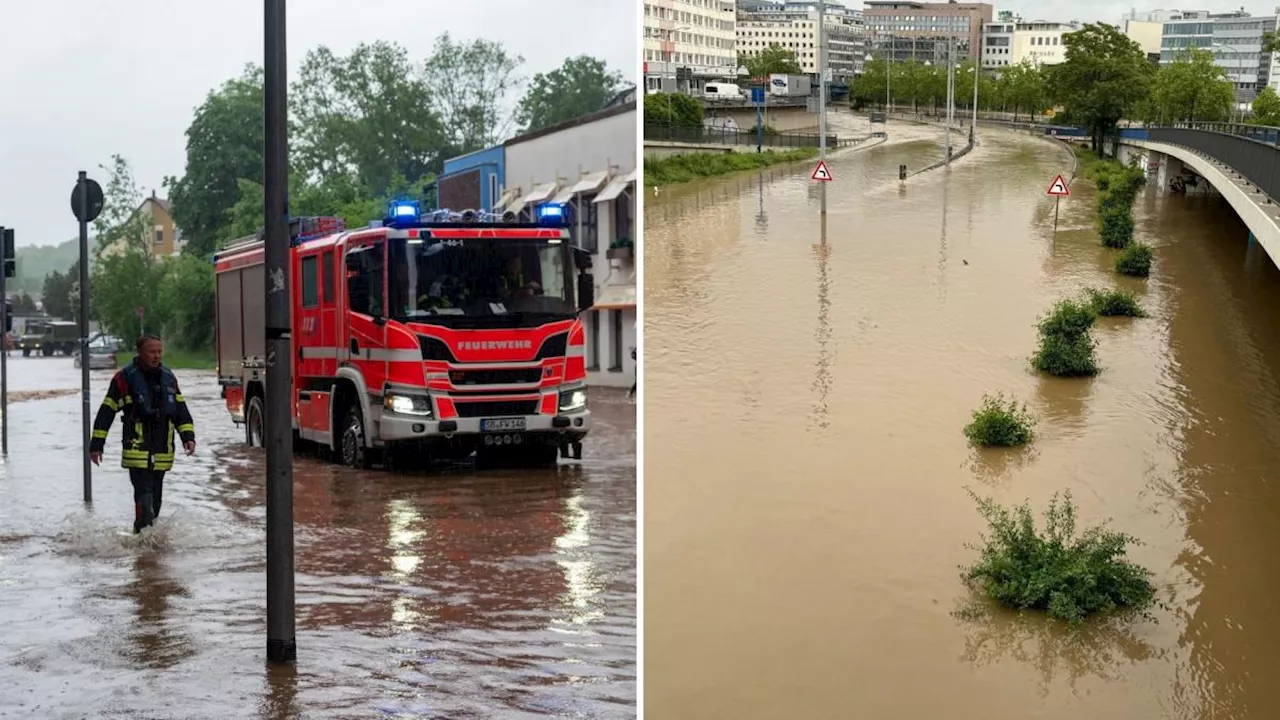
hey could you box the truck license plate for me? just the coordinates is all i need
[481,417,526,432]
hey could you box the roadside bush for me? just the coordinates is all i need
[1084,287,1147,317]
[1097,205,1135,248]
[963,393,1035,447]
[643,92,704,128]
[1031,299,1099,377]
[1115,243,1153,277]
[1094,163,1145,248]
[961,488,1157,625]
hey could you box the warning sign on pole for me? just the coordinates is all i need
[811,160,834,182]
[1046,173,1070,197]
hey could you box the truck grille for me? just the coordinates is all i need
[454,400,539,418]
[450,368,542,385]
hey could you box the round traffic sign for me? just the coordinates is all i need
[71,179,104,223]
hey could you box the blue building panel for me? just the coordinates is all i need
[440,145,506,211]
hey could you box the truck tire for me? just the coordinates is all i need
[245,395,265,447]
[339,403,372,469]
[41,345,53,357]
[21,348,29,357]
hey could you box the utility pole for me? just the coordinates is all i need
[971,60,979,145]
[0,227,9,458]
[818,0,827,215]
[263,0,296,665]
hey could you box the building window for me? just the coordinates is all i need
[580,193,599,252]
[488,173,499,210]
[322,251,334,303]
[588,310,600,371]
[154,228,164,245]
[613,192,633,242]
[609,309,624,372]
[301,255,318,308]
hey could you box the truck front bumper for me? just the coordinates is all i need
[378,409,591,444]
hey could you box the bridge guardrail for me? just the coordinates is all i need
[644,124,836,149]
[1145,123,1280,203]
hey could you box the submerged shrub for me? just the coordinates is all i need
[1084,287,1147,317]
[1097,205,1134,249]
[1031,299,1099,377]
[961,488,1157,625]
[1115,243,1153,277]
[964,393,1035,447]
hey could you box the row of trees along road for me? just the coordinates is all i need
[52,36,624,358]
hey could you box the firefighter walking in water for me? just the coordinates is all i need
[89,334,197,533]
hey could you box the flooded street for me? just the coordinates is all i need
[644,125,1280,718]
[0,359,635,718]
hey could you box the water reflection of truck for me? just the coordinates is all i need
[213,201,595,470]
[17,320,79,356]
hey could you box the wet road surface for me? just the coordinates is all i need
[644,125,1280,718]
[0,358,635,718]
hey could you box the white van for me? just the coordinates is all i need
[703,82,744,102]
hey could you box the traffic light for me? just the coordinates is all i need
[3,228,13,278]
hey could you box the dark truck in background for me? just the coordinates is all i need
[17,320,79,356]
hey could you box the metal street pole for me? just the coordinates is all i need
[946,39,955,164]
[971,64,979,145]
[0,227,8,457]
[818,0,827,215]
[77,174,92,503]
[263,0,296,665]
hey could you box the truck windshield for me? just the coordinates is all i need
[387,237,574,327]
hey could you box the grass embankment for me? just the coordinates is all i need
[117,348,216,371]
[645,147,818,186]
[962,489,1157,625]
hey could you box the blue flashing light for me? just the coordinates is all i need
[388,199,421,220]
[535,202,568,227]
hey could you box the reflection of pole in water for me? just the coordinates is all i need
[811,214,832,430]
[938,174,950,301]
[755,171,769,232]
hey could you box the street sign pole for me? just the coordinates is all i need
[1046,173,1071,234]
[818,0,827,215]
[0,227,9,457]
[70,173,102,504]
[1054,196,1060,233]
[263,0,297,665]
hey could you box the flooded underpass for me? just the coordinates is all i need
[644,125,1280,718]
[0,360,636,718]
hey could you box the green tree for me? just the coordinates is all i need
[421,33,524,154]
[1251,86,1280,126]
[1150,48,1233,123]
[88,156,164,340]
[742,44,802,77]
[12,292,36,314]
[156,253,215,352]
[167,65,263,259]
[41,266,76,320]
[851,57,888,109]
[998,60,1048,121]
[293,41,445,197]
[643,92,703,127]
[1049,23,1154,154]
[516,56,625,132]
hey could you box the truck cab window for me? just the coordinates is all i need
[346,245,384,318]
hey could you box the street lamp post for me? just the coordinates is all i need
[818,0,827,215]
[970,64,980,144]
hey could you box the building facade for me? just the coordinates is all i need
[862,1,993,62]
[1010,21,1075,66]
[437,145,505,211]
[735,1,867,80]
[1124,18,1163,57]
[643,0,739,92]
[500,103,637,389]
[1159,10,1276,107]
[103,191,184,258]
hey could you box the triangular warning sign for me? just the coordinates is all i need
[1046,173,1070,197]
[811,160,834,182]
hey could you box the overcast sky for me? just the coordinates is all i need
[0,0,636,249]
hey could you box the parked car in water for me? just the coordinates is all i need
[73,336,120,370]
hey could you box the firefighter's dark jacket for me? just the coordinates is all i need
[89,360,196,471]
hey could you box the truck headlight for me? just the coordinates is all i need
[559,388,587,412]
[384,393,432,417]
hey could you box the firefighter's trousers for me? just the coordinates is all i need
[129,469,166,533]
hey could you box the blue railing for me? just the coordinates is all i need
[1138,123,1280,202]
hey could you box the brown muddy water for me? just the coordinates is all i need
[644,126,1280,719]
[0,359,635,718]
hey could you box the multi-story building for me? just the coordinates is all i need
[1159,10,1275,107]
[1124,18,1163,59]
[862,1,994,62]
[102,191,185,258]
[980,19,1076,69]
[735,1,867,80]
[980,20,1014,68]
[643,0,739,93]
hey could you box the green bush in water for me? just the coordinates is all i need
[961,488,1157,625]
[1084,287,1147,317]
[1115,243,1153,277]
[1031,299,1099,377]
[963,393,1035,447]
[1097,205,1135,249]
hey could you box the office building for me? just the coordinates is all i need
[980,18,1077,69]
[643,0,739,93]
[1159,10,1275,106]
[736,1,867,80]
[862,1,994,62]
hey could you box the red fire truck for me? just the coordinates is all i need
[214,200,594,469]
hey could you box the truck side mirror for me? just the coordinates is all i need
[573,246,593,271]
[577,273,594,312]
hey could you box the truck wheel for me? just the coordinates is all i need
[524,445,560,467]
[41,346,53,357]
[245,396,265,447]
[339,404,372,469]
[21,348,29,357]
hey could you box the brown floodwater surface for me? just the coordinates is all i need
[643,126,1280,719]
